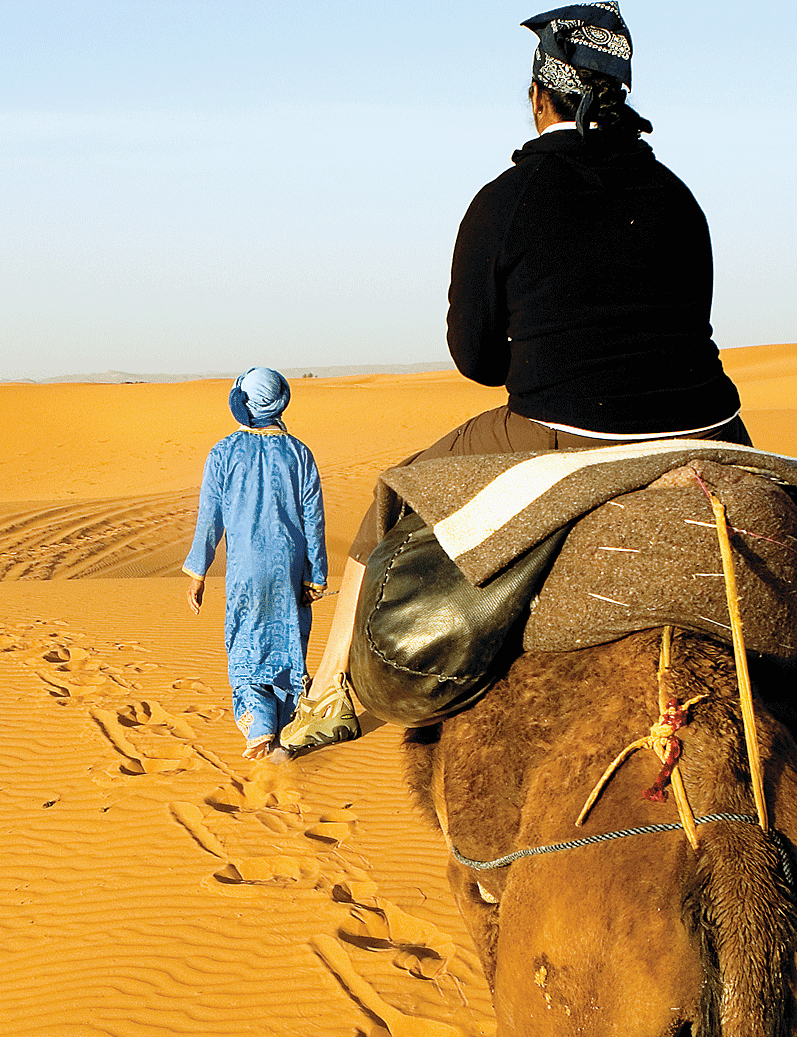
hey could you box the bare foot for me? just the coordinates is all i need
[242,736,275,760]
[242,738,292,764]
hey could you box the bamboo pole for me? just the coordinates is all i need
[710,494,769,833]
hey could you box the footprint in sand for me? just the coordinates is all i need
[15,638,135,704]
[310,935,468,1037]
[90,705,197,775]
[41,645,98,668]
[0,620,71,657]
[205,770,302,813]
[157,723,473,1027]
[302,810,370,866]
[124,661,159,673]
[33,645,111,703]
[338,892,457,984]
[309,883,486,1036]
[0,617,481,1033]
[183,703,226,723]
[48,648,145,693]
[170,771,372,897]
[172,678,211,693]
[117,699,198,740]
[96,698,233,780]
[169,799,322,890]
[112,641,152,654]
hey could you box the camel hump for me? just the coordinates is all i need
[524,460,797,658]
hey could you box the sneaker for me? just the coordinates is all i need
[280,672,361,753]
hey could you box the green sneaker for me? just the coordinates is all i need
[280,672,361,753]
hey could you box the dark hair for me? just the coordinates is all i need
[531,69,652,137]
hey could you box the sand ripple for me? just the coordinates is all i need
[0,598,495,1036]
[0,491,202,580]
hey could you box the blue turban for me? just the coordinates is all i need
[522,2,633,136]
[228,367,291,429]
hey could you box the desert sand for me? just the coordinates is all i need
[0,344,794,1037]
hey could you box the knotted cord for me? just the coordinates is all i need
[575,627,705,847]
[575,482,771,842]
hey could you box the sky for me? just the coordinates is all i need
[1,0,795,381]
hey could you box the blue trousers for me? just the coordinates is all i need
[231,682,299,753]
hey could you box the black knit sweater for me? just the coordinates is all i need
[446,129,740,434]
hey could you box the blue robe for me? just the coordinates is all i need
[184,427,327,698]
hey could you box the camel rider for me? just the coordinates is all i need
[279,1,750,754]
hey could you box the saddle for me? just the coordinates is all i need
[349,512,567,726]
[351,443,797,728]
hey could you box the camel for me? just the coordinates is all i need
[404,628,797,1036]
[348,453,797,1036]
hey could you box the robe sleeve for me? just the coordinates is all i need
[299,448,327,589]
[182,448,226,580]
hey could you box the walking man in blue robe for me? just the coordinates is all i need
[183,367,327,759]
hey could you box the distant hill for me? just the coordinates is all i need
[21,362,456,385]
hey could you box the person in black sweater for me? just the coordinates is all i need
[447,120,742,436]
[445,0,745,447]
[280,1,749,754]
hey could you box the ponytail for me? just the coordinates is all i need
[532,69,652,138]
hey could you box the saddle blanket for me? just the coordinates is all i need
[377,440,797,659]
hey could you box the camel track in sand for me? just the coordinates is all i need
[0,445,400,583]
[0,490,204,580]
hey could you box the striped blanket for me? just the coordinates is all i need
[377,440,797,659]
[379,440,797,584]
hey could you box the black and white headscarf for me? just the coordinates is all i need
[522,2,632,136]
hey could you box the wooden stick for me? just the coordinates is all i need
[710,494,769,833]
[658,627,699,850]
[670,768,698,850]
[657,623,673,711]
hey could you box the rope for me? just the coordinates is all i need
[771,829,796,890]
[575,488,771,843]
[575,627,706,845]
[453,813,758,870]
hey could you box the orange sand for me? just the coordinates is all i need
[0,345,794,1036]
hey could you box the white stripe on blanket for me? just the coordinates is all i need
[431,439,768,562]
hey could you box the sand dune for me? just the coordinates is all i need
[0,583,493,1036]
[720,343,797,453]
[0,490,200,580]
[0,346,794,1036]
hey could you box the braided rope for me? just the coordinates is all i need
[771,829,795,889]
[452,813,767,871]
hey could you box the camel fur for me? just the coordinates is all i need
[404,629,797,1036]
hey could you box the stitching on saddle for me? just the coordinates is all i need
[364,524,478,684]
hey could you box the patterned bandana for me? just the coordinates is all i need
[522,2,632,134]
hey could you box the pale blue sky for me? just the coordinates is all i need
[2,0,795,380]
